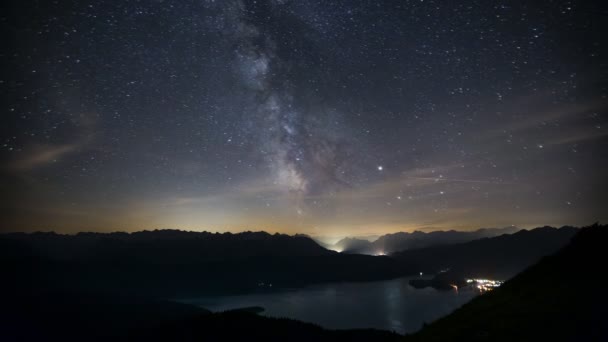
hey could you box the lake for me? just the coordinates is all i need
[179,276,478,334]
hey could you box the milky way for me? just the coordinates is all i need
[1,0,607,236]
[228,0,361,201]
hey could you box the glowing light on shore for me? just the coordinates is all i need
[466,278,503,292]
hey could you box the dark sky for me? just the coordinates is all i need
[2,0,607,237]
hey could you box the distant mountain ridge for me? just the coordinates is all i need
[330,226,521,255]
[0,226,580,297]
[2,229,331,262]
[393,226,579,280]
[0,229,410,297]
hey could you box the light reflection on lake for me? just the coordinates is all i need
[180,276,477,334]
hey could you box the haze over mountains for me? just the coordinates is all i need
[326,226,521,255]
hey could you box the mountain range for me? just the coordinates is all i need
[1,230,409,297]
[328,226,521,255]
[2,224,604,341]
[2,226,578,298]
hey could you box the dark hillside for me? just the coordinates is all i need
[406,224,608,341]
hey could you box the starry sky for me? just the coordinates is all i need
[2,0,607,237]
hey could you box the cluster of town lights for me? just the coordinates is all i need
[466,278,503,292]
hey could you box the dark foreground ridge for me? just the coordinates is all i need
[1,291,401,342]
[406,224,608,341]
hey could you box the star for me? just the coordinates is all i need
[1,0,603,234]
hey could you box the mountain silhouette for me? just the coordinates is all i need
[2,230,331,262]
[405,224,608,341]
[1,229,411,297]
[332,237,374,252]
[394,226,578,280]
[331,226,521,254]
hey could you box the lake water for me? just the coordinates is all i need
[179,276,478,334]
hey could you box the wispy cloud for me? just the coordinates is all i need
[9,143,80,170]
[7,111,97,172]
[482,97,605,140]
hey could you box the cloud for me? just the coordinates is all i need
[9,143,80,171]
[482,96,604,140]
[7,111,97,172]
[543,127,608,148]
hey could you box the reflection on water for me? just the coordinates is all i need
[180,276,477,334]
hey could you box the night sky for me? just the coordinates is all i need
[2,0,607,237]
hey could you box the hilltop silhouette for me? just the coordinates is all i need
[394,226,578,290]
[406,224,608,341]
[331,226,520,254]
